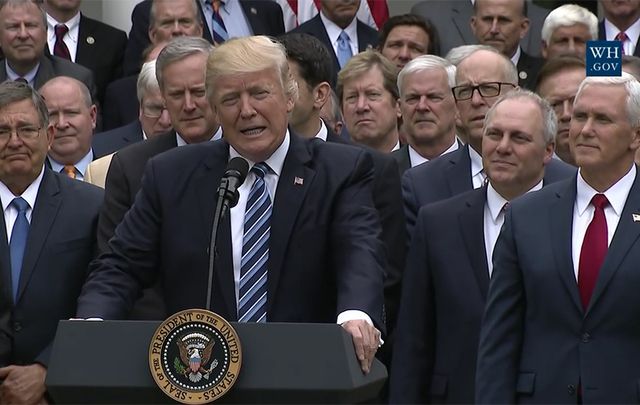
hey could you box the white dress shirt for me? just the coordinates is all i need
[571,165,636,280]
[408,139,459,168]
[484,180,542,277]
[469,146,486,189]
[605,18,640,56]
[314,119,328,141]
[46,12,81,62]
[0,168,44,239]
[176,126,223,146]
[320,11,359,57]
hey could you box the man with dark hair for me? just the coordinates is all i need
[536,55,586,166]
[0,81,102,404]
[378,14,437,69]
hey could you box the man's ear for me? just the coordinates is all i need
[313,82,331,110]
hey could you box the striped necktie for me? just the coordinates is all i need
[238,162,271,322]
[211,0,228,44]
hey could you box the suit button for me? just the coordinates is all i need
[582,332,591,343]
[568,384,576,395]
[13,322,21,332]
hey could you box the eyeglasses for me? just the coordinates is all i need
[0,126,42,141]
[142,104,168,118]
[452,82,516,101]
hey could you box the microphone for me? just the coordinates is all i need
[206,157,249,311]
[217,157,249,208]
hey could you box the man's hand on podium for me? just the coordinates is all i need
[341,319,381,375]
[0,364,47,404]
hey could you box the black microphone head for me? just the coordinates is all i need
[225,157,249,184]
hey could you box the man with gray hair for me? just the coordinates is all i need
[477,73,640,403]
[392,55,459,174]
[390,89,560,404]
[0,81,102,404]
[76,35,385,375]
[401,45,574,236]
[540,4,597,60]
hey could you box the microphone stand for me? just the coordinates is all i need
[205,178,236,311]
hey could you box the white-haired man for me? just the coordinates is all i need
[541,4,598,60]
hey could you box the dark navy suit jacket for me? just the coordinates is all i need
[477,170,640,403]
[92,120,144,159]
[77,135,385,330]
[0,169,103,367]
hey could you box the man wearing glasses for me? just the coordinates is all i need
[0,81,102,403]
[401,45,573,236]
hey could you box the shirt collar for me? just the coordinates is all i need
[5,61,39,85]
[408,138,459,167]
[315,119,328,141]
[47,11,80,42]
[0,165,45,210]
[604,17,640,41]
[510,46,521,66]
[469,145,483,177]
[576,164,636,217]
[48,149,94,178]
[176,126,223,146]
[320,10,358,48]
[229,130,290,177]
[486,179,543,223]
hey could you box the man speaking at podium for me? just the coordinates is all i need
[76,35,385,374]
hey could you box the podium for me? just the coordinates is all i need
[46,320,387,403]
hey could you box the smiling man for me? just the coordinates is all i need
[76,36,386,375]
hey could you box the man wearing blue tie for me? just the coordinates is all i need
[0,81,102,403]
[76,35,385,374]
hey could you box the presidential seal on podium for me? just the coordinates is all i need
[149,309,242,404]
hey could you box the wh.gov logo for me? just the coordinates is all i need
[586,41,622,76]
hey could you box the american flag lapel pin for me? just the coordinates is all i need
[294,176,304,186]
[633,213,640,222]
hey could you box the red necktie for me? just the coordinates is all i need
[578,194,609,310]
[54,24,71,60]
[615,31,628,55]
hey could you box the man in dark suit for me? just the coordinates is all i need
[92,59,172,158]
[598,0,640,57]
[402,46,573,236]
[291,0,378,86]
[123,0,285,76]
[392,55,459,174]
[390,89,564,404]
[411,0,548,58]
[77,35,384,375]
[0,0,96,100]
[280,33,405,368]
[470,0,543,90]
[42,0,127,105]
[476,73,640,404]
[0,82,102,404]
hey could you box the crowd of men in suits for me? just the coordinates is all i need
[2,0,640,403]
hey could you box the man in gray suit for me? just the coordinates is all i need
[411,0,548,58]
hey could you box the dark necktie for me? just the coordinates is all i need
[14,77,27,84]
[54,24,71,60]
[9,197,30,301]
[210,0,228,44]
[238,163,271,322]
[578,194,609,310]
[615,31,628,56]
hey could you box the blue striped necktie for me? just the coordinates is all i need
[210,0,228,44]
[238,162,271,322]
[9,197,30,301]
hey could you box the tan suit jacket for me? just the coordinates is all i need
[85,153,114,189]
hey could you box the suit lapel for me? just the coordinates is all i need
[0,207,11,305]
[452,2,475,45]
[549,178,583,313]
[16,169,62,303]
[588,171,640,313]
[447,146,474,195]
[33,56,55,91]
[194,142,236,318]
[76,15,92,64]
[267,135,314,313]
[459,187,490,298]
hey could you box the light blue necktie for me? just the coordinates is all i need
[9,197,30,301]
[337,31,353,69]
[238,163,271,322]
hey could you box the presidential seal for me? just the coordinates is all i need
[149,309,242,404]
